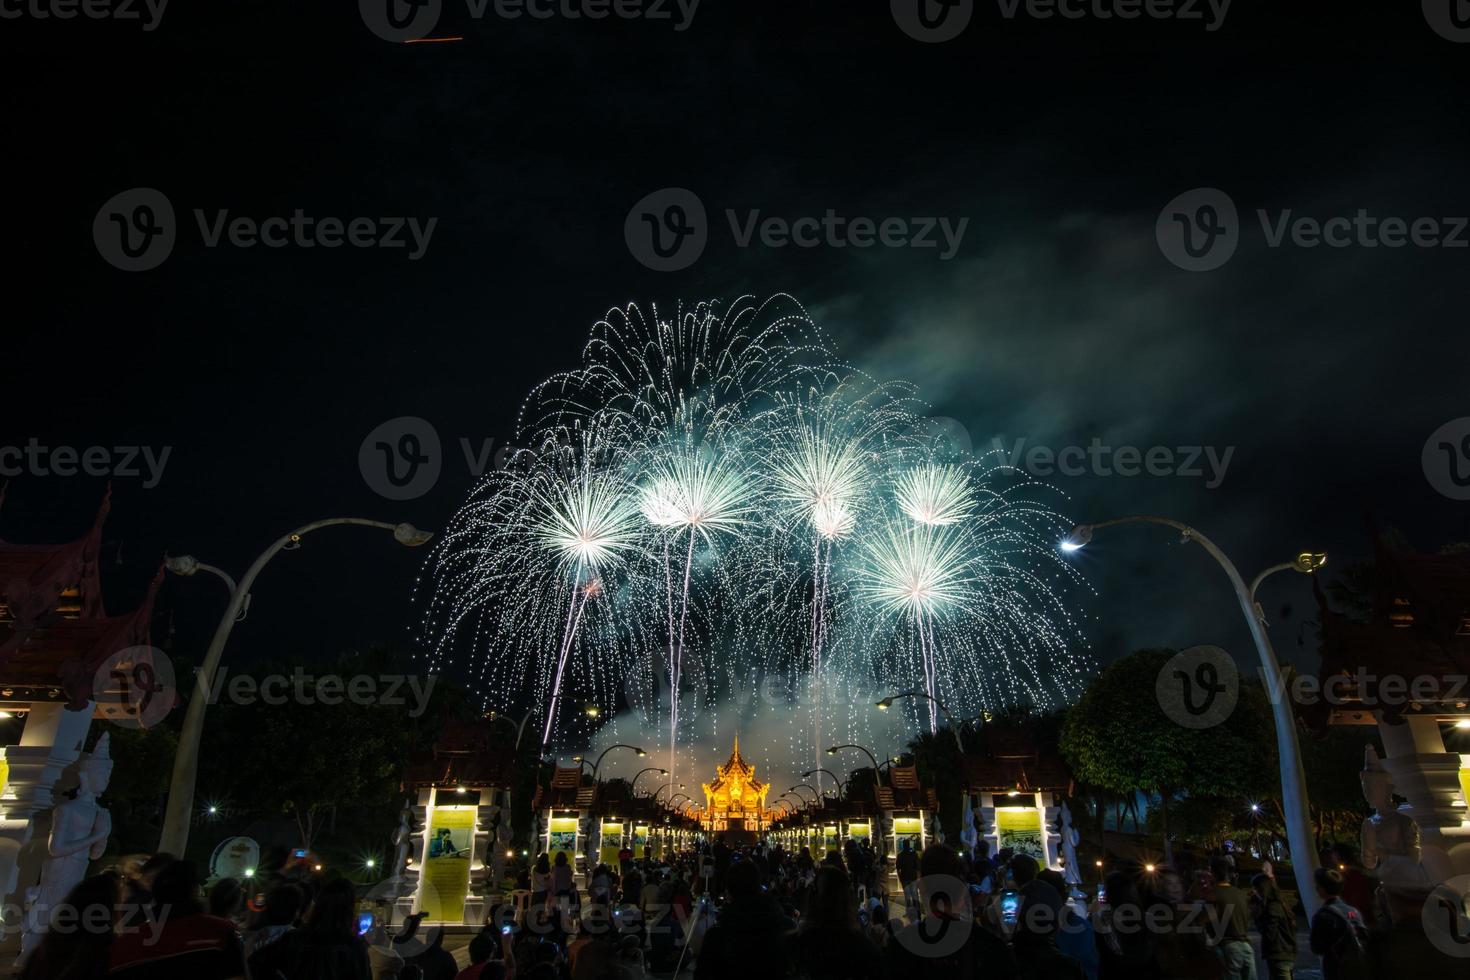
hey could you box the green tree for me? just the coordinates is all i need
[196,647,475,861]
[1059,649,1273,861]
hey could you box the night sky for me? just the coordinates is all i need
[7,2,1469,775]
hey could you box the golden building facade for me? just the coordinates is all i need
[700,737,771,834]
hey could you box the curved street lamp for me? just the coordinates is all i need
[587,743,647,779]
[876,691,965,752]
[653,781,686,802]
[631,767,668,793]
[159,518,433,856]
[1060,515,1326,917]
[802,769,842,798]
[484,710,536,751]
[827,743,882,780]
[787,784,819,804]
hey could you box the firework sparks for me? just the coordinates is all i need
[421,295,1092,776]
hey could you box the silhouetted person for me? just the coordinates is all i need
[884,843,1019,980]
[250,877,372,980]
[20,872,118,980]
[792,866,882,980]
[1250,874,1297,980]
[109,860,248,979]
[695,859,794,980]
[1309,868,1368,980]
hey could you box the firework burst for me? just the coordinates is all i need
[421,295,1092,777]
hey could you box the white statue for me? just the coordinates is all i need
[1360,745,1421,871]
[22,734,113,957]
[1060,801,1083,886]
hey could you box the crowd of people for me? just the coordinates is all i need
[15,836,1470,979]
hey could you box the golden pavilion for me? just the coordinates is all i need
[700,736,771,838]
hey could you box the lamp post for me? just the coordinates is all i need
[653,781,685,802]
[827,743,884,784]
[485,709,536,751]
[587,743,647,779]
[631,767,668,793]
[802,769,842,799]
[877,691,965,753]
[1060,516,1326,917]
[159,518,433,856]
[787,784,819,804]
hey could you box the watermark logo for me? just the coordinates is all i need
[889,875,974,958]
[625,187,707,272]
[94,189,437,270]
[1423,0,1470,42]
[360,417,443,501]
[360,0,442,42]
[995,0,1230,31]
[1158,187,1469,270]
[891,0,973,42]
[94,188,175,272]
[1156,187,1238,272]
[93,645,176,730]
[0,0,168,30]
[1423,418,1470,501]
[359,417,558,499]
[361,0,699,42]
[624,187,969,271]
[1156,645,1237,729]
[0,439,172,488]
[992,436,1234,488]
[205,668,438,718]
[1424,875,1470,958]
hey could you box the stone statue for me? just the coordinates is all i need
[1360,745,1422,873]
[22,734,113,957]
[1060,801,1083,886]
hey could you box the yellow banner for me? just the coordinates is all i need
[997,808,1045,861]
[421,805,475,923]
[549,816,578,868]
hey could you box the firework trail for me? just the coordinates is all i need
[421,295,1092,778]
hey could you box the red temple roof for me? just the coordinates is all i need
[0,489,164,712]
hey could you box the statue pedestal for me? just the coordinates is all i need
[1378,715,1470,880]
[0,703,96,958]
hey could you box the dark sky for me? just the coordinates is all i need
[7,1,1469,717]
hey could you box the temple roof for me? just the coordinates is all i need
[704,735,766,793]
[0,489,165,713]
[1308,542,1470,727]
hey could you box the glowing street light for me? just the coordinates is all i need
[159,518,434,857]
[876,691,965,752]
[1060,515,1325,917]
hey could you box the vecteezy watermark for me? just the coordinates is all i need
[93,646,177,730]
[93,188,437,271]
[0,439,172,488]
[891,0,974,43]
[624,187,968,272]
[1423,0,1470,43]
[994,0,1231,31]
[359,416,558,500]
[1261,667,1470,713]
[891,0,1229,42]
[1424,875,1470,958]
[991,436,1234,489]
[1423,418,1470,501]
[359,0,699,43]
[0,0,167,30]
[1157,187,1470,271]
[1156,646,1238,730]
[204,668,438,718]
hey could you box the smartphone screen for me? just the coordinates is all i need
[357,912,375,936]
